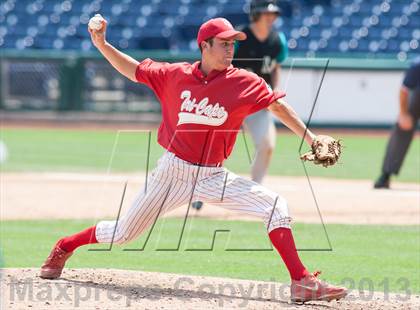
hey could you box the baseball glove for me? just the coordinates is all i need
[300,135,342,167]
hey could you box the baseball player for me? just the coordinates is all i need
[192,0,288,211]
[39,17,347,303]
[374,57,420,188]
[234,0,288,183]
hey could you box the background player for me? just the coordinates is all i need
[374,57,420,189]
[192,0,288,211]
[234,0,288,183]
[39,17,347,303]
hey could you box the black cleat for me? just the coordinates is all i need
[374,174,390,189]
[191,201,203,210]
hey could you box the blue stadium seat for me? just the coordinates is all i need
[2,35,18,48]
[325,37,340,51]
[319,15,333,27]
[386,39,400,53]
[33,36,55,49]
[63,39,82,50]
[71,2,85,14]
[309,27,322,38]
[408,17,420,28]
[338,26,352,38]
[178,24,200,41]
[222,13,248,26]
[356,39,370,52]
[222,2,246,14]
[378,15,393,27]
[368,27,382,39]
[295,39,309,52]
[138,36,170,50]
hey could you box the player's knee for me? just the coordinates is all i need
[262,197,291,231]
[113,226,137,245]
[113,232,133,245]
[264,143,275,155]
[266,217,292,232]
[266,145,274,157]
[256,140,275,157]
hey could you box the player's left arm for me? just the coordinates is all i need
[271,32,289,90]
[271,64,281,91]
[268,98,315,146]
[398,61,419,130]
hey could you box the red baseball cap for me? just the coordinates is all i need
[197,18,247,47]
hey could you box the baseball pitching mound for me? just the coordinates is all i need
[1,268,419,310]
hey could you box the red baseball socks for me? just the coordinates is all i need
[57,226,98,253]
[268,227,309,281]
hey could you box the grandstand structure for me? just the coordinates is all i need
[0,0,419,58]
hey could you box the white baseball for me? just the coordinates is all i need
[88,14,104,31]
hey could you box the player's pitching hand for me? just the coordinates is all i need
[88,17,107,49]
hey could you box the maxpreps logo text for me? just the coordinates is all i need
[177,90,228,126]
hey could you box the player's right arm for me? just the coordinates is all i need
[89,19,139,82]
[398,86,412,130]
[398,60,420,130]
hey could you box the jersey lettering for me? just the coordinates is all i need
[261,56,277,74]
[177,90,228,126]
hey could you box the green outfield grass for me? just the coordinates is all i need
[0,128,419,181]
[1,218,419,293]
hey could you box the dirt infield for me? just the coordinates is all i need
[1,268,419,310]
[1,172,419,225]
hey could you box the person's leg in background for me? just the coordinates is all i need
[243,108,277,183]
[375,90,420,188]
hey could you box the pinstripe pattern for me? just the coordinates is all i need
[95,151,291,244]
[195,170,291,232]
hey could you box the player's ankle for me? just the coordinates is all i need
[56,237,72,253]
[291,269,310,281]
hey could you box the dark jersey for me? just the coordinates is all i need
[403,57,420,90]
[403,57,420,117]
[232,25,288,86]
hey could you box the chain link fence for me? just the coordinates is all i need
[83,60,159,113]
[0,51,198,113]
[1,59,61,110]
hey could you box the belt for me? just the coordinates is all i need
[170,152,222,167]
[191,162,222,167]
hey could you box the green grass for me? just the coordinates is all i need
[1,128,419,182]
[1,218,419,293]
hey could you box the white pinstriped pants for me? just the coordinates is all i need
[95,152,291,244]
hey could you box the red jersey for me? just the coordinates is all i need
[135,58,285,165]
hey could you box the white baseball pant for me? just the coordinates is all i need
[95,151,291,244]
[243,108,277,183]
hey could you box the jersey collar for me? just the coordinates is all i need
[192,61,232,83]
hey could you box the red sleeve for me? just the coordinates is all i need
[243,76,286,114]
[135,58,170,94]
